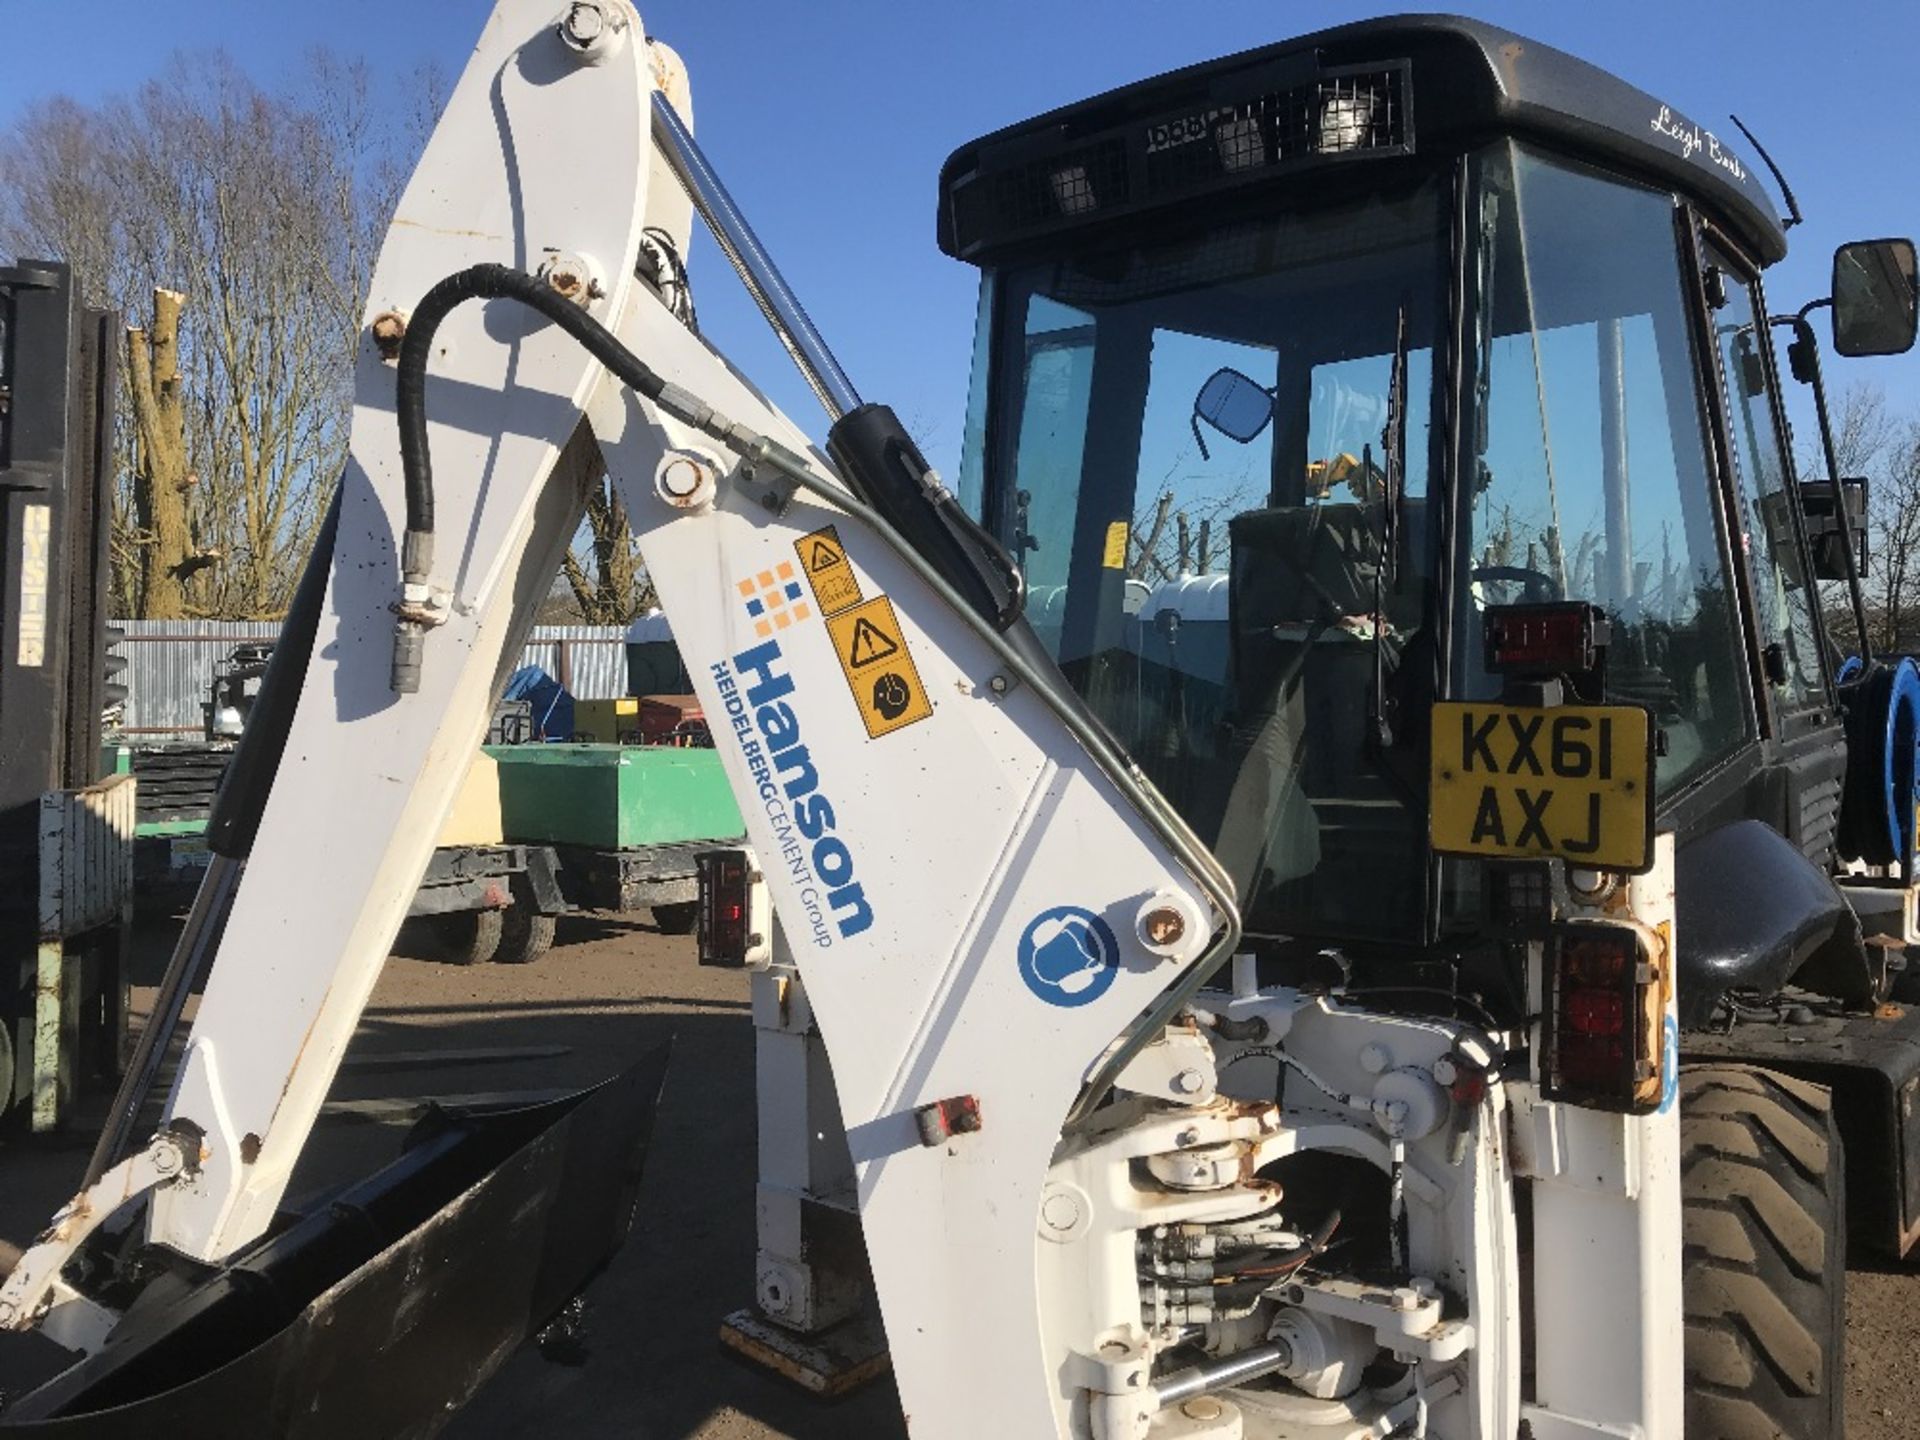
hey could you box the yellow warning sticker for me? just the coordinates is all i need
[1102,520,1129,570]
[794,525,864,617]
[825,594,933,739]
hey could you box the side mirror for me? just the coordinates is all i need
[1190,367,1274,460]
[1832,239,1917,357]
[1800,476,1869,580]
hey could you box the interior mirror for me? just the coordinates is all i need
[1190,367,1274,459]
[1800,476,1869,580]
[1832,239,1917,357]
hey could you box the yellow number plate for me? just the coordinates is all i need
[1429,702,1654,872]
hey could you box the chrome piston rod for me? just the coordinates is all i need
[649,90,861,421]
[1155,1341,1293,1408]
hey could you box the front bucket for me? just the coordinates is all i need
[0,1044,671,1437]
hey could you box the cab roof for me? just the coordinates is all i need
[937,14,1787,267]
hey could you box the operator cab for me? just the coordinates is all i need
[941,14,1917,951]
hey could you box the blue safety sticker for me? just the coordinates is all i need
[1017,905,1120,1008]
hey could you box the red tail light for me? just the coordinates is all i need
[697,849,763,967]
[1543,921,1666,1113]
[1483,603,1608,679]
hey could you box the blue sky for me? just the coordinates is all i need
[2,0,1915,478]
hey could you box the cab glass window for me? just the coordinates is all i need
[1462,144,1751,793]
[1701,243,1825,708]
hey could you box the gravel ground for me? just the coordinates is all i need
[3,912,1916,1436]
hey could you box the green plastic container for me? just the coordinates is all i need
[486,743,744,849]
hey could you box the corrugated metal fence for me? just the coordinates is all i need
[114,621,630,735]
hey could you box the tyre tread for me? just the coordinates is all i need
[1682,1064,1845,1440]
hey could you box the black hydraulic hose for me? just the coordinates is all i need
[395,263,668,554]
[389,263,782,692]
[390,265,1029,693]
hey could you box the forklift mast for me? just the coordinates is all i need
[0,261,121,1128]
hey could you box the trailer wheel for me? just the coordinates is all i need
[497,907,556,965]
[436,908,504,965]
[1681,1064,1846,1440]
[652,901,698,935]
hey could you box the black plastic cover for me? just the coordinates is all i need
[826,403,1023,631]
[1675,819,1871,1028]
[938,14,1788,268]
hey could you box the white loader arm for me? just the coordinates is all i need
[1,5,1234,1437]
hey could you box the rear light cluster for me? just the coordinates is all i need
[1542,921,1667,1114]
[1483,603,1609,681]
[696,849,769,969]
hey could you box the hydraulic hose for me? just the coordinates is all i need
[396,264,667,545]
[388,263,810,692]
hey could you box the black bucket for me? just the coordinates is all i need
[0,1045,670,1437]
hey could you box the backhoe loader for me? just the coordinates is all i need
[2,7,1917,1438]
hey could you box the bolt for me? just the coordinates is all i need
[1181,1397,1224,1422]
[561,1,605,45]
[538,252,605,308]
[988,674,1009,695]
[1141,905,1186,948]
[1176,1126,1202,1147]
[1041,1192,1080,1232]
[557,0,628,60]
[658,453,712,502]
[1172,1068,1205,1095]
[370,310,407,361]
[1431,1056,1459,1086]
[546,265,602,303]
[1393,1286,1421,1312]
[150,1141,182,1175]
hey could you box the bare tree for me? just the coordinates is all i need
[558,436,657,623]
[1866,426,1920,654]
[0,51,435,617]
[123,287,211,617]
[1795,384,1920,656]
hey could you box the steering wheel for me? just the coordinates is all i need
[1471,564,1560,604]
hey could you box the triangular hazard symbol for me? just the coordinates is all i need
[808,538,843,572]
[847,616,900,668]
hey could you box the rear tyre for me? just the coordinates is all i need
[652,901,698,935]
[496,907,556,965]
[1681,1064,1846,1440]
[428,908,503,966]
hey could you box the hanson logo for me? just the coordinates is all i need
[712,638,872,947]
[737,561,812,639]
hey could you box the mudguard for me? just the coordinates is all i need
[1675,820,1870,1027]
[0,1046,669,1437]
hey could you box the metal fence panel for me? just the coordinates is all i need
[113,621,631,735]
